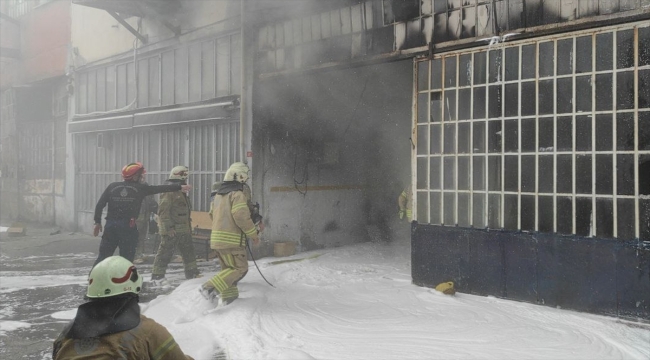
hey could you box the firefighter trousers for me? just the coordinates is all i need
[93,221,139,267]
[205,247,248,302]
[152,233,199,279]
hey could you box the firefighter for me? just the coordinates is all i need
[134,183,158,264]
[93,162,192,267]
[151,166,200,284]
[200,162,261,305]
[52,256,193,360]
[398,186,412,222]
[209,180,263,231]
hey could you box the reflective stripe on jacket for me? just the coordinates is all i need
[210,189,258,249]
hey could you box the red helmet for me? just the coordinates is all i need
[122,162,145,181]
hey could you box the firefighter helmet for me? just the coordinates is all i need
[122,162,145,181]
[169,165,189,181]
[224,162,249,183]
[87,256,142,298]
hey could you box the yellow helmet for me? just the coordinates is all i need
[224,162,249,183]
[87,256,142,298]
[169,165,189,181]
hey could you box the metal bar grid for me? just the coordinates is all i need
[413,20,650,240]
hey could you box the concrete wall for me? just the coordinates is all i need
[253,60,413,250]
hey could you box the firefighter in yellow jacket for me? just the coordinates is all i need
[151,166,200,284]
[200,162,260,305]
[52,256,193,360]
[398,186,413,222]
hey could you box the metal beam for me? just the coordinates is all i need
[0,12,19,26]
[0,47,21,59]
[106,10,148,44]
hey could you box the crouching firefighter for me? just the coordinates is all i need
[92,162,192,267]
[200,162,261,305]
[52,256,194,360]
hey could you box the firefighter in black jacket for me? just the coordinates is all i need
[92,162,192,267]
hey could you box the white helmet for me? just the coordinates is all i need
[87,256,142,298]
[224,162,249,183]
[169,165,189,181]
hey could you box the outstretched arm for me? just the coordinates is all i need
[144,183,183,196]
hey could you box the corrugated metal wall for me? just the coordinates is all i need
[74,121,239,217]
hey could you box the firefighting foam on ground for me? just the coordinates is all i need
[1,228,649,360]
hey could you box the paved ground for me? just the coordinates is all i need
[0,223,215,359]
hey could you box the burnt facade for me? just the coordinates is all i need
[251,0,650,319]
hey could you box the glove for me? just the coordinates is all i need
[168,228,176,237]
[398,210,405,219]
[93,223,102,237]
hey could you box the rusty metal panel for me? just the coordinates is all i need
[542,0,561,25]
[275,23,284,48]
[507,0,524,30]
[284,20,294,47]
[364,1,376,29]
[330,10,342,37]
[578,0,599,17]
[526,0,543,27]
[293,18,303,45]
[300,17,311,44]
[462,6,477,37]
[599,0,620,15]
[560,0,578,21]
[341,6,352,34]
[268,21,276,48]
[351,3,363,33]
[320,13,331,38]
[422,0,433,15]
[258,26,268,51]
[433,12,449,43]
[619,0,637,11]
[478,3,494,36]
[448,8,462,40]
[311,14,322,40]
[492,1,506,31]
[406,18,426,48]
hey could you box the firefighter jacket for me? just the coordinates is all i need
[209,183,261,225]
[52,295,193,360]
[210,181,259,250]
[94,182,180,224]
[158,181,192,235]
[136,194,158,227]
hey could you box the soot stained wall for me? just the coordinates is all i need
[253,60,413,250]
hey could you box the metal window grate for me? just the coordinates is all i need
[414,21,650,240]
